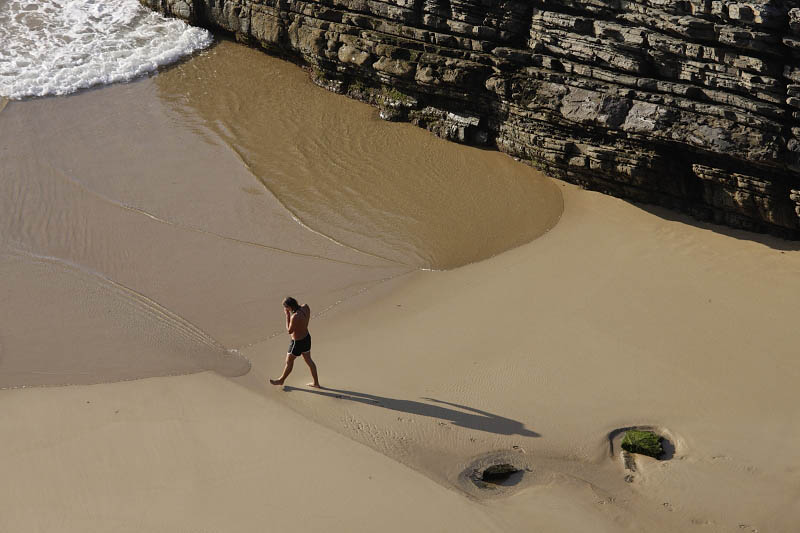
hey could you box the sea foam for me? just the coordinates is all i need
[0,0,212,99]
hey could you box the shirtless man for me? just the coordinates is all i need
[270,297,320,388]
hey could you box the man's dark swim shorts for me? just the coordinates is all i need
[288,333,311,356]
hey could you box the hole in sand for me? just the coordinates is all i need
[459,451,532,495]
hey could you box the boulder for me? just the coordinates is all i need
[621,430,664,459]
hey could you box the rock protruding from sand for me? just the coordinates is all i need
[621,430,664,459]
[481,464,522,485]
[459,451,532,495]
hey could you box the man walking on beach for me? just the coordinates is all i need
[270,297,320,388]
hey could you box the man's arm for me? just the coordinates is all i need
[285,308,293,333]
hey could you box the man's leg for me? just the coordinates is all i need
[270,353,296,385]
[301,352,320,388]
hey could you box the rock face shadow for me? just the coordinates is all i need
[283,386,541,437]
[637,203,800,251]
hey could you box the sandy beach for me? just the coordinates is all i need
[2,40,799,532]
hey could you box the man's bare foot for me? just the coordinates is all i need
[307,382,321,388]
[269,379,284,386]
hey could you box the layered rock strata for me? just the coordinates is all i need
[143,0,800,237]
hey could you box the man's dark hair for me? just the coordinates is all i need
[283,296,299,311]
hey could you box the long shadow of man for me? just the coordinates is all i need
[284,386,540,437]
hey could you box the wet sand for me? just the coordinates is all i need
[2,40,799,532]
[154,41,563,270]
[0,40,559,388]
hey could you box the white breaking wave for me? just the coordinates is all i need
[0,0,212,99]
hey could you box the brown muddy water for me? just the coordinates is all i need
[0,40,562,388]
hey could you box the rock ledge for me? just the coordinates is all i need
[142,0,800,238]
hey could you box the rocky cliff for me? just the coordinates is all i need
[143,0,800,237]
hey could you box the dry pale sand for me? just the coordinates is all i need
[242,183,800,532]
[2,40,800,532]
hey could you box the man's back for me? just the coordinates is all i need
[290,304,310,340]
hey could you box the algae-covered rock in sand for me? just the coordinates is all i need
[621,430,663,459]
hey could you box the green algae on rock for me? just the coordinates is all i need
[621,430,663,459]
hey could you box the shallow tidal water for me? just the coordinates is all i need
[156,40,563,270]
[0,39,562,388]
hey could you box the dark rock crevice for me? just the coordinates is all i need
[141,0,800,238]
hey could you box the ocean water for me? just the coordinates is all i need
[0,0,211,99]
